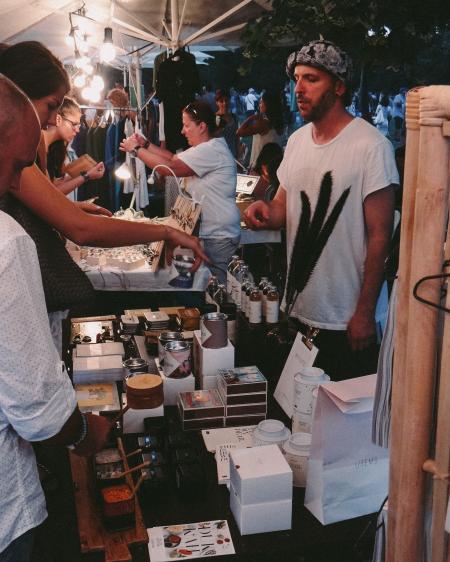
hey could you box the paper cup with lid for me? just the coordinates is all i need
[253,419,291,450]
[282,432,312,487]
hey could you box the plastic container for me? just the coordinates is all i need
[292,367,330,433]
[282,432,311,487]
[253,419,291,450]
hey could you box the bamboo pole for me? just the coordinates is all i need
[388,86,450,562]
[387,88,421,557]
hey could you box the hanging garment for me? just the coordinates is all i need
[105,116,126,212]
[123,118,149,210]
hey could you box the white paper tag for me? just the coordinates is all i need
[274,332,318,418]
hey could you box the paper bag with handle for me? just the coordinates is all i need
[63,154,97,178]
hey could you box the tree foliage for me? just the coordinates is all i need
[242,0,450,78]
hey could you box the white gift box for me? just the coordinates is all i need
[193,330,234,388]
[230,483,292,535]
[229,444,292,504]
[121,393,164,434]
[162,373,195,405]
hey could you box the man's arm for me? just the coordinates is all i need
[347,185,395,350]
[243,186,287,230]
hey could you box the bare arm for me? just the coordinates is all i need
[243,185,287,230]
[14,164,209,270]
[347,185,395,350]
[53,162,105,195]
[237,115,270,137]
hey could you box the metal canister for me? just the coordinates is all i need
[123,357,148,377]
[163,340,192,379]
[200,312,228,349]
[158,331,183,365]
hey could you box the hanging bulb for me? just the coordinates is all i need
[78,34,89,54]
[65,27,76,48]
[100,27,116,63]
[115,163,131,180]
[84,63,94,75]
[73,74,86,88]
[75,55,89,70]
[88,88,101,103]
[81,86,92,101]
[91,74,105,91]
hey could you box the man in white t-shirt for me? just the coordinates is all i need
[0,76,111,562]
[244,40,399,380]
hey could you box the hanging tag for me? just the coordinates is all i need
[274,332,319,418]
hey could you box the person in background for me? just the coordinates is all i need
[253,142,284,201]
[0,73,111,562]
[237,90,284,172]
[245,87,258,116]
[199,84,216,112]
[373,94,392,138]
[44,96,105,200]
[244,40,398,381]
[215,89,240,158]
[121,101,240,284]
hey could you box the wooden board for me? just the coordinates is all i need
[70,449,148,562]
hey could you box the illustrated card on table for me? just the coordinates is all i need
[148,520,235,561]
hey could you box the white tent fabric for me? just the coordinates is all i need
[0,0,271,67]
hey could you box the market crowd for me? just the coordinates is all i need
[0,37,399,561]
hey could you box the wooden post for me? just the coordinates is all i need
[388,86,450,562]
[388,87,421,557]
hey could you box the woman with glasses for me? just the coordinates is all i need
[43,97,105,200]
[121,100,240,284]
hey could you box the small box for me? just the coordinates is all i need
[181,416,224,431]
[218,385,267,406]
[122,393,164,434]
[75,342,125,358]
[225,403,267,416]
[229,445,292,504]
[193,330,234,380]
[218,367,267,395]
[63,153,97,177]
[178,389,225,420]
[225,413,266,427]
[177,308,201,331]
[162,372,195,406]
[230,483,292,535]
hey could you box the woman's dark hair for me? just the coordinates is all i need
[47,97,81,180]
[380,95,390,107]
[254,142,283,184]
[183,100,217,135]
[261,90,284,135]
[215,89,229,102]
[0,41,70,99]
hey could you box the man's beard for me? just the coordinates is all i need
[298,89,337,123]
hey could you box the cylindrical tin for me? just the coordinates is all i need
[163,340,192,379]
[169,255,195,288]
[123,357,148,377]
[292,367,330,433]
[125,373,164,409]
[158,331,183,365]
[200,312,228,348]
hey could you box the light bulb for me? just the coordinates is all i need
[75,56,89,69]
[81,86,92,101]
[88,88,101,103]
[73,74,86,88]
[84,63,94,75]
[115,163,131,180]
[65,34,75,48]
[91,74,105,90]
[100,42,116,63]
[78,36,89,54]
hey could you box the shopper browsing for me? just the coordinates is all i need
[0,74,111,562]
[244,40,399,381]
[121,100,240,284]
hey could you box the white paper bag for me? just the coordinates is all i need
[305,374,389,525]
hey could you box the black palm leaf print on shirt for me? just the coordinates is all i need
[285,171,351,315]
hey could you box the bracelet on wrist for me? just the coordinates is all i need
[143,140,150,149]
[80,171,89,183]
[67,413,88,450]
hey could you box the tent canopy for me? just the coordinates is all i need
[0,0,271,67]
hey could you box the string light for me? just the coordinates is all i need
[100,27,116,63]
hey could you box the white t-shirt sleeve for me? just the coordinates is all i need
[362,138,399,199]
[177,142,218,178]
[0,230,76,442]
[277,133,295,188]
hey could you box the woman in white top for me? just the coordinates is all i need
[237,90,284,171]
[43,97,105,200]
[121,100,240,284]
[373,95,392,138]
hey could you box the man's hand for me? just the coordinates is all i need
[72,414,112,457]
[166,227,210,273]
[76,201,112,217]
[87,162,105,180]
[120,135,139,153]
[243,200,271,230]
[347,310,377,351]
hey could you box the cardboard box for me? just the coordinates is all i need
[193,330,234,385]
[229,445,292,504]
[162,373,195,406]
[230,483,292,535]
[121,393,164,434]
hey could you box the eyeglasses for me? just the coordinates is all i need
[61,116,81,130]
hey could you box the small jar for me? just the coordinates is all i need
[249,287,262,325]
[253,419,291,450]
[283,432,311,487]
[293,368,329,433]
[266,285,280,324]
